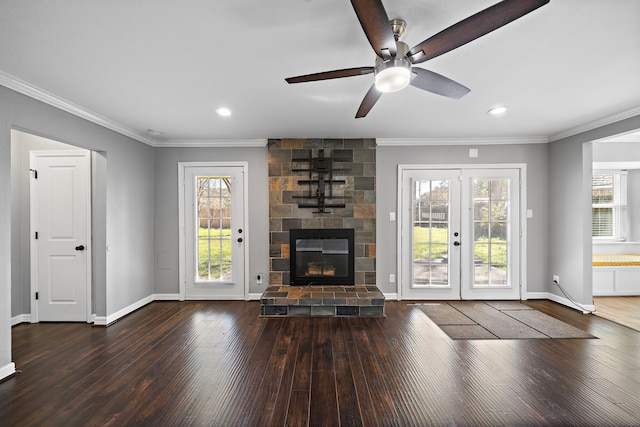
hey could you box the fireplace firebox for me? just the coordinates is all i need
[289,229,355,285]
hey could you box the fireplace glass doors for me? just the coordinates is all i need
[289,229,355,285]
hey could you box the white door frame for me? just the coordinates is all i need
[397,163,527,300]
[178,161,249,300]
[30,150,92,322]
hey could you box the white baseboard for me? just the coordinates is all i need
[10,314,32,326]
[546,292,595,314]
[249,293,263,301]
[523,292,548,300]
[383,292,399,300]
[94,295,154,326]
[0,362,16,381]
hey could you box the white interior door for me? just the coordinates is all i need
[400,167,521,300]
[30,150,91,322]
[181,164,247,300]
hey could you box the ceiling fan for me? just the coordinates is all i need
[285,0,550,118]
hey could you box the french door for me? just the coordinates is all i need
[180,163,247,300]
[400,167,521,300]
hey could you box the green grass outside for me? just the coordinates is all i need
[413,226,507,265]
[198,227,232,279]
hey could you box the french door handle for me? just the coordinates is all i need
[75,245,85,251]
[453,241,460,246]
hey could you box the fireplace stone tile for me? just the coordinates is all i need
[323,298,347,306]
[312,306,337,316]
[288,306,312,316]
[336,306,360,316]
[299,298,323,306]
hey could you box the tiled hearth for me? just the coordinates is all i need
[260,285,384,317]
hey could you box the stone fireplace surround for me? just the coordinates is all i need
[261,138,383,317]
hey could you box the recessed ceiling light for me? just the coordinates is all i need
[216,107,232,117]
[488,106,508,116]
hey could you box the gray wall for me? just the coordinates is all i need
[153,146,269,296]
[549,114,640,305]
[1,85,155,376]
[376,142,550,296]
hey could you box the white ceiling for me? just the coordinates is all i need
[1,0,639,145]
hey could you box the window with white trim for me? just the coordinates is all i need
[592,171,628,241]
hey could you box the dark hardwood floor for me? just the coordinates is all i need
[2,300,640,426]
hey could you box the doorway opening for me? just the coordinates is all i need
[10,129,105,324]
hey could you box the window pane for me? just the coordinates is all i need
[473,178,510,287]
[592,174,613,204]
[413,179,449,287]
[592,207,613,236]
[196,176,232,282]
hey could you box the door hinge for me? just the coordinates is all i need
[29,169,38,179]
[35,292,39,300]
[35,231,38,239]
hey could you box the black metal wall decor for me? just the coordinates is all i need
[292,149,350,213]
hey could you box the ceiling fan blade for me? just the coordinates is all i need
[285,67,374,84]
[355,84,383,118]
[350,0,397,59]
[410,68,470,99]
[407,0,549,64]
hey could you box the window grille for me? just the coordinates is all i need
[592,171,627,240]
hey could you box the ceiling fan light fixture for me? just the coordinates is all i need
[374,58,411,93]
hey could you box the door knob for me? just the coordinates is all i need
[75,245,85,251]
[453,241,460,246]
[237,238,243,243]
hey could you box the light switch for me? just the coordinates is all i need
[469,148,478,158]
[390,212,396,221]
[527,209,533,219]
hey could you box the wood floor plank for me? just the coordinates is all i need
[3,300,640,426]
[286,391,310,427]
[309,371,339,427]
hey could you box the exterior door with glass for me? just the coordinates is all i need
[182,164,247,300]
[400,167,521,300]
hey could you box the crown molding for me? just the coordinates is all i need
[548,106,640,142]
[0,70,157,146]
[4,70,638,148]
[153,139,268,148]
[376,136,548,146]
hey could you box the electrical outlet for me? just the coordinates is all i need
[389,274,395,283]
[553,275,560,284]
[257,274,262,284]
